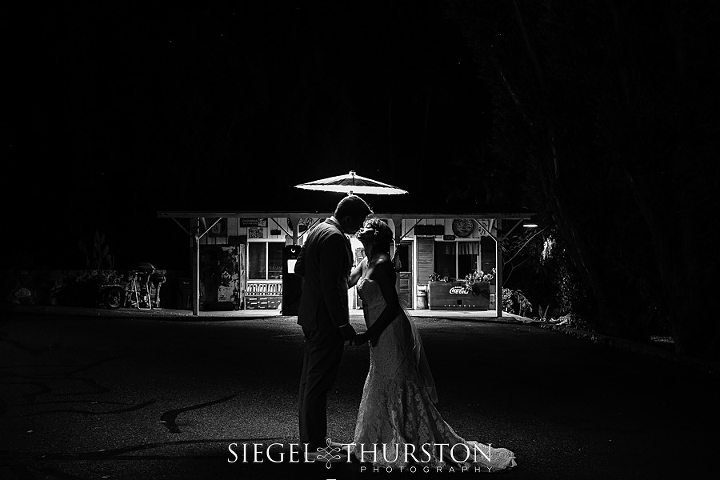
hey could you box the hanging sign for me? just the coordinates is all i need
[476,219,491,237]
[209,218,227,236]
[286,217,314,232]
[248,227,265,239]
[414,225,445,236]
[452,219,475,237]
[240,218,268,227]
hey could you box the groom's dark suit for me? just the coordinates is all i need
[294,217,354,451]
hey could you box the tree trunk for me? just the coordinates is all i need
[626,170,717,360]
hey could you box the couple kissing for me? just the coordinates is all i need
[294,194,516,471]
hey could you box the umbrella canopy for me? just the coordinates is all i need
[294,170,408,195]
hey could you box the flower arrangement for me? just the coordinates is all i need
[464,268,495,288]
[462,268,495,296]
[429,272,449,282]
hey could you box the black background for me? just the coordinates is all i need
[5,1,495,270]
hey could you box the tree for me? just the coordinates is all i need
[446,0,720,360]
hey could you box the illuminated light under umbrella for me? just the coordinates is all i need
[295,170,408,273]
[294,170,409,195]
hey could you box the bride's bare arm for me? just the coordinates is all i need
[348,257,366,288]
[354,258,400,346]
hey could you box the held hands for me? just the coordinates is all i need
[339,323,357,345]
[353,332,377,347]
[339,324,377,347]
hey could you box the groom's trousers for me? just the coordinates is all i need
[298,326,344,451]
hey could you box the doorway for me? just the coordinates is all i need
[395,242,413,309]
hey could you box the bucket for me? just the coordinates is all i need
[416,285,428,309]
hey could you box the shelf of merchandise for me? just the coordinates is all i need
[244,281,282,310]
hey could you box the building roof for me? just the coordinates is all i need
[157,189,534,220]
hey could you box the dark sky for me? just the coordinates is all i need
[5,1,493,270]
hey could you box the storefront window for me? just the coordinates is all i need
[458,242,479,279]
[481,236,496,280]
[248,242,285,280]
[268,243,283,279]
[434,241,480,280]
[248,243,266,279]
[434,242,456,280]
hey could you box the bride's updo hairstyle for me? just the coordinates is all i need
[357,217,394,254]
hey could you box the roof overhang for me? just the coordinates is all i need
[157,210,534,220]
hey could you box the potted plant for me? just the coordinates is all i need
[428,272,450,309]
[428,270,493,310]
[429,272,449,283]
[463,268,495,297]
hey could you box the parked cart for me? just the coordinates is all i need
[100,262,166,309]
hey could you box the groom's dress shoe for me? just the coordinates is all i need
[328,440,352,449]
[327,441,355,456]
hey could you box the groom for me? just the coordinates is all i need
[294,194,372,459]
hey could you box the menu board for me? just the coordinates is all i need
[240,218,268,227]
[248,227,264,239]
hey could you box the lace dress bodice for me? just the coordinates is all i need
[357,278,415,378]
[358,277,385,327]
[353,277,516,471]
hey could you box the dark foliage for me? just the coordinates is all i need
[445,0,720,359]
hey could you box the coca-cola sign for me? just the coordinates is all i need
[449,286,470,295]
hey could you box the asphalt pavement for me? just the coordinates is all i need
[0,305,717,479]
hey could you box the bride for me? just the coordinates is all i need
[348,217,516,472]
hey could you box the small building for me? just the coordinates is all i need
[158,192,532,317]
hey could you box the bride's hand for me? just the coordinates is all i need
[353,332,369,346]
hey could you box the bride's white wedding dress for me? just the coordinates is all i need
[353,277,517,472]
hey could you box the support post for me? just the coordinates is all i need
[391,216,404,307]
[495,218,503,318]
[392,216,403,270]
[192,217,200,316]
[288,215,301,246]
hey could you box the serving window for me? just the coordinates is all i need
[434,241,479,280]
[248,241,284,280]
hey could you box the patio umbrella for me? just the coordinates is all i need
[294,170,409,195]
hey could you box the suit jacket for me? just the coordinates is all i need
[294,217,353,331]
